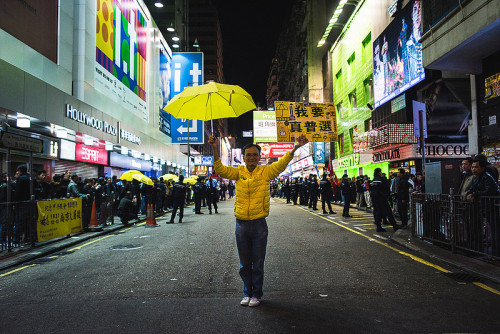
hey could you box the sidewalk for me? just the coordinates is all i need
[341,203,500,285]
[0,207,176,272]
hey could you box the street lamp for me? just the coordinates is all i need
[154,0,164,8]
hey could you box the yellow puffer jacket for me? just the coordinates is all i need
[213,151,293,220]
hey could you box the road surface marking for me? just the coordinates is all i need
[0,264,36,278]
[354,227,367,232]
[373,234,388,240]
[294,205,500,297]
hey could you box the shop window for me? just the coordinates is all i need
[362,33,372,64]
[347,53,355,81]
[338,134,344,154]
[364,118,372,132]
[349,127,355,148]
[336,101,343,120]
[335,69,342,94]
[349,90,357,114]
[364,76,374,102]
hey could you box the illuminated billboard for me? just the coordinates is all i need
[373,0,424,108]
[96,0,149,121]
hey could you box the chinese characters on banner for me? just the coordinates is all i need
[37,198,83,242]
[274,101,338,142]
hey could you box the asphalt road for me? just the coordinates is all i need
[1,197,500,333]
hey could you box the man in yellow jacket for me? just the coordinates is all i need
[209,134,308,307]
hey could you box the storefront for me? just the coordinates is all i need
[373,143,470,175]
[332,150,389,178]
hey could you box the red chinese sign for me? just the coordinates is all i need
[257,142,294,158]
[75,144,108,165]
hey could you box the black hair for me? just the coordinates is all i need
[37,170,47,175]
[17,164,28,173]
[374,168,382,177]
[472,159,486,168]
[242,143,261,155]
[462,157,473,164]
[179,175,184,182]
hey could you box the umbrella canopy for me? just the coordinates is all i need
[183,178,197,185]
[119,170,143,181]
[162,174,178,180]
[163,82,256,133]
[132,173,154,186]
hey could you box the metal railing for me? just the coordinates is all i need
[411,191,500,260]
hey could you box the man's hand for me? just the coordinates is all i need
[291,134,309,154]
[208,136,220,161]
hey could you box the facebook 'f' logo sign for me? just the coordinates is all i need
[170,52,204,99]
[169,52,205,144]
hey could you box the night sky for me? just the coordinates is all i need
[212,0,293,140]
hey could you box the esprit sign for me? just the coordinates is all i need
[339,153,360,168]
[65,104,117,136]
[76,144,108,165]
[373,148,400,163]
[419,144,469,157]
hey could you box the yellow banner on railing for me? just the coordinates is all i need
[37,198,83,242]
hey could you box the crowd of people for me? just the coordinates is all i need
[0,165,236,245]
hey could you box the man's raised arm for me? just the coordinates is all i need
[208,136,220,162]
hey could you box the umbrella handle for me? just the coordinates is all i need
[229,90,234,106]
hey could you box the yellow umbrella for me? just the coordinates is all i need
[183,178,197,185]
[162,174,178,180]
[119,170,143,181]
[132,173,154,186]
[163,82,256,133]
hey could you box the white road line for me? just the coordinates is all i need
[338,220,349,225]
[354,227,366,232]
[373,234,388,240]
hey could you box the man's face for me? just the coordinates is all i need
[462,160,472,173]
[471,162,484,176]
[243,146,260,169]
[39,172,47,181]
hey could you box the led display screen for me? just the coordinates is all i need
[373,0,424,108]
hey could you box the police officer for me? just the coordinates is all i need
[308,174,319,210]
[193,177,205,214]
[320,174,336,214]
[168,175,187,224]
[206,176,219,214]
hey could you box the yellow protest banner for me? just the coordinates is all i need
[274,101,338,142]
[37,198,83,242]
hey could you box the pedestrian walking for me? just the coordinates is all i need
[168,175,187,224]
[209,134,308,307]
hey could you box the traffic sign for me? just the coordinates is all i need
[170,52,205,144]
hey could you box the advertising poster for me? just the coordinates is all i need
[314,142,325,163]
[485,72,500,100]
[159,45,172,136]
[274,101,338,143]
[231,149,242,166]
[373,0,424,108]
[257,143,294,158]
[96,0,149,121]
[37,198,83,242]
[253,111,278,143]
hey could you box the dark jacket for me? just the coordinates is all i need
[319,179,333,197]
[341,179,351,199]
[14,173,30,202]
[117,196,136,215]
[370,175,391,200]
[467,172,500,197]
[172,182,187,201]
[397,177,411,201]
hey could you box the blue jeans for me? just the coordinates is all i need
[235,218,268,299]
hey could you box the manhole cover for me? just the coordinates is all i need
[442,272,482,282]
[109,244,143,251]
